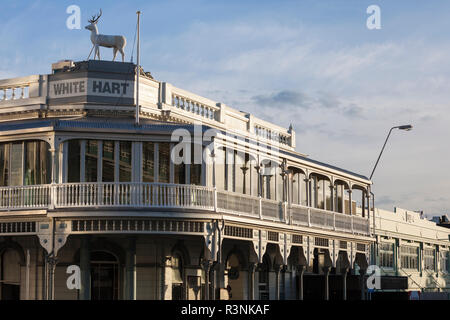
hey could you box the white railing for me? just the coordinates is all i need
[0,183,370,236]
[0,185,51,209]
[290,203,369,235]
[216,191,259,218]
[261,198,284,222]
[171,93,218,121]
[56,182,214,209]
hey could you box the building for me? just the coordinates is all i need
[0,59,377,300]
[371,207,450,300]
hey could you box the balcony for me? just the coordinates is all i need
[0,183,370,236]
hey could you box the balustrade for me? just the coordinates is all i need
[0,183,370,236]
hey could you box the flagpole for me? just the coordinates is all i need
[135,10,141,125]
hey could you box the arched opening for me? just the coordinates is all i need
[0,249,21,300]
[289,167,307,206]
[334,180,350,214]
[90,251,119,300]
[225,251,246,300]
[352,185,369,217]
[260,159,281,201]
[309,173,332,211]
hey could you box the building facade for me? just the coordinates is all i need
[0,59,445,301]
[371,207,450,299]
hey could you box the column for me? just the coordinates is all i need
[46,254,57,300]
[342,267,349,301]
[202,260,212,300]
[275,265,282,300]
[125,238,137,300]
[248,263,257,300]
[359,268,367,301]
[348,189,352,215]
[323,266,331,300]
[296,265,305,300]
[80,237,91,300]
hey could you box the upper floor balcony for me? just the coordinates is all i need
[0,182,370,237]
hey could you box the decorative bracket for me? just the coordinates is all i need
[252,229,268,263]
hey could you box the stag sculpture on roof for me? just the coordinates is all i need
[85,9,127,62]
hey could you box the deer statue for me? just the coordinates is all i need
[85,9,127,62]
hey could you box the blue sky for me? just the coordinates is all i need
[1,0,450,216]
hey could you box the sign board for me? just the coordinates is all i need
[49,78,134,99]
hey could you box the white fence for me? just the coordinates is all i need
[0,183,370,236]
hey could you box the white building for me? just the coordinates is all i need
[370,207,450,299]
[0,59,447,300]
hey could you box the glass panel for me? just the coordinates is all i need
[276,166,283,201]
[85,140,98,182]
[142,142,154,182]
[300,172,307,206]
[158,142,170,183]
[10,143,23,186]
[215,148,225,191]
[324,180,331,210]
[235,151,245,193]
[0,144,9,186]
[174,147,186,184]
[119,141,132,182]
[67,140,81,183]
[190,144,202,186]
[102,141,115,182]
[251,159,259,196]
[292,173,299,204]
[24,141,37,185]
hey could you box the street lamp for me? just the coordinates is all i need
[369,125,413,180]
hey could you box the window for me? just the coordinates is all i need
[142,142,154,182]
[0,144,9,186]
[440,251,448,273]
[174,147,186,184]
[190,144,202,185]
[67,140,81,182]
[24,141,51,185]
[379,243,394,268]
[85,140,98,182]
[400,246,418,270]
[424,248,435,271]
[119,141,132,182]
[158,143,170,183]
[0,141,51,186]
[102,141,115,182]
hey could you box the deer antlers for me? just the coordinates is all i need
[88,9,102,24]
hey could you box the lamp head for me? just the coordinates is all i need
[397,125,413,131]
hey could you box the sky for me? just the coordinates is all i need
[0,0,449,217]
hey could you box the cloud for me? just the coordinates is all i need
[251,90,312,109]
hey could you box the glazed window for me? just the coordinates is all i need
[102,141,115,182]
[85,140,98,182]
[119,141,132,182]
[142,142,154,182]
[67,140,81,183]
[158,142,170,183]
[0,140,51,186]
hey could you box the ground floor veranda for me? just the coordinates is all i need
[0,233,377,301]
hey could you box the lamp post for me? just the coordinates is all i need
[369,125,412,180]
[367,124,412,300]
